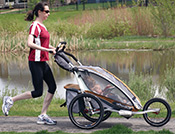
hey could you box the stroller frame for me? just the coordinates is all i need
[54,42,171,129]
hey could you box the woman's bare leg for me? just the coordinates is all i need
[41,92,54,115]
[12,91,32,102]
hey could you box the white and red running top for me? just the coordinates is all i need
[28,22,50,62]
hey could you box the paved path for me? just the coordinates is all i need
[0,9,21,14]
[0,116,174,133]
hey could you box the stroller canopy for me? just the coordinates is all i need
[77,66,141,107]
[54,52,141,109]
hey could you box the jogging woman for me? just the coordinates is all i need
[2,2,57,125]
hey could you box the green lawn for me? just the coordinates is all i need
[0,124,173,134]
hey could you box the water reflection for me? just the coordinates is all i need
[0,49,175,99]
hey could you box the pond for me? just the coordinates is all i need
[0,49,175,99]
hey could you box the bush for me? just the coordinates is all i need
[127,72,155,101]
[163,67,175,101]
[55,21,82,38]
[131,7,154,36]
[86,19,132,39]
[149,0,175,36]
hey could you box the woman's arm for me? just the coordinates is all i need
[49,44,55,49]
[27,35,56,54]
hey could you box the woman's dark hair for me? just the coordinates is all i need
[25,2,48,21]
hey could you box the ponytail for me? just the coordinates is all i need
[25,10,34,21]
[25,2,48,21]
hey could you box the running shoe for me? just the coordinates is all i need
[37,114,57,125]
[2,96,13,116]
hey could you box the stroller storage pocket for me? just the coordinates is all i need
[64,84,81,113]
[66,89,79,113]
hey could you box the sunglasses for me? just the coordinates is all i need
[44,10,50,14]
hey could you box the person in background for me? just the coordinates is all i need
[2,2,57,125]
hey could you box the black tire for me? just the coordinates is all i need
[82,110,112,122]
[102,111,112,121]
[68,93,104,129]
[143,98,171,127]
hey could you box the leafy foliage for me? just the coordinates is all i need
[55,21,81,38]
[86,19,131,39]
[149,0,175,36]
[27,0,41,10]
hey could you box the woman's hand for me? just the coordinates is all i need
[48,48,56,54]
[48,45,56,54]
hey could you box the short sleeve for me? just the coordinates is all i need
[29,23,39,38]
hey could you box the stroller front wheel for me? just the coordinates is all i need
[143,98,171,127]
[68,93,104,129]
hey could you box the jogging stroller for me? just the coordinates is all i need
[54,42,171,129]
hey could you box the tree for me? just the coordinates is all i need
[27,0,40,10]
[49,0,55,8]
[150,0,175,36]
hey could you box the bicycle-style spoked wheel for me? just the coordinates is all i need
[143,98,171,127]
[82,110,112,122]
[68,93,104,129]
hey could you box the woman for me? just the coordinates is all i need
[2,2,57,125]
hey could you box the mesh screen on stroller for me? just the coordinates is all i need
[80,71,132,106]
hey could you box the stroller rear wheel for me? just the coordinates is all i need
[102,111,112,121]
[143,98,171,127]
[82,110,112,122]
[68,93,104,129]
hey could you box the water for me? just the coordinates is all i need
[1,49,175,99]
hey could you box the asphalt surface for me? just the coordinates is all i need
[0,116,174,133]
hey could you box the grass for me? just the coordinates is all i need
[0,98,174,117]
[0,9,12,13]
[99,37,175,50]
[0,124,173,134]
[1,34,175,52]
[1,7,175,52]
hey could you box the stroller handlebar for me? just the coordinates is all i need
[56,41,67,52]
[54,42,82,71]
